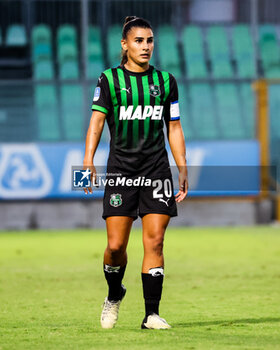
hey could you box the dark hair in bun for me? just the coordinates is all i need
[124,16,137,25]
[121,16,153,65]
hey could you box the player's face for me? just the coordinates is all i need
[122,27,154,65]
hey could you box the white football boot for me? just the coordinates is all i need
[141,313,171,329]
[100,285,126,329]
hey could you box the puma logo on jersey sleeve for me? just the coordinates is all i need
[121,87,131,94]
[119,105,163,120]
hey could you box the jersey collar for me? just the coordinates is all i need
[119,64,154,76]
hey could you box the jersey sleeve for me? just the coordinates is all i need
[168,74,180,121]
[91,73,111,114]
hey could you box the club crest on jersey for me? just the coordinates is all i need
[149,84,161,97]
[110,193,122,207]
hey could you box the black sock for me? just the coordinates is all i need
[103,264,126,301]
[142,267,164,317]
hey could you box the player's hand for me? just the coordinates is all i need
[175,168,188,202]
[82,163,97,195]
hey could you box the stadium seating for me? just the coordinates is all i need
[268,85,280,138]
[157,25,181,77]
[207,26,233,78]
[232,25,256,78]
[88,83,110,142]
[57,25,77,46]
[0,85,34,142]
[269,85,280,182]
[6,24,27,46]
[57,25,79,80]
[31,25,54,80]
[32,25,51,46]
[182,25,208,79]
[215,83,245,139]
[259,24,280,78]
[33,60,55,80]
[189,83,218,139]
[107,25,122,67]
[61,84,84,140]
[59,60,80,79]
[87,26,104,79]
[5,21,278,144]
[32,43,52,62]
[60,61,79,80]
[100,123,110,143]
[149,53,156,67]
[178,82,194,140]
[58,42,78,63]
[239,83,256,138]
[35,85,60,140]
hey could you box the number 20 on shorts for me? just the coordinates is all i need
[152,179,172,198]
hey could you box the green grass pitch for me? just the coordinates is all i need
[0,226,280,350]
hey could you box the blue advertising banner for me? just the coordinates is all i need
[0,141,260,199]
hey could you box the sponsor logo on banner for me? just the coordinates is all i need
[0,144,53,199]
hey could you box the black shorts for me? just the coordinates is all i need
[102,174,177,220]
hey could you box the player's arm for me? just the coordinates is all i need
[83,110,106,194]
[168,120,188,202]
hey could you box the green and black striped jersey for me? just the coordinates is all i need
[92,64,180,175]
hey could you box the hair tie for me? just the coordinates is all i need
[124,17,139,27]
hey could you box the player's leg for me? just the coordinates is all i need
[101,216,133,329]
[104,216,133,300]
[142,213,169,272]
[141,213,171,329]
[102,184,138,301]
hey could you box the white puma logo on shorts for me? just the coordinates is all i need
[159,198,170,207]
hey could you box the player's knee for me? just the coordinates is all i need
[151,235,164,255]
[108,241,126,257]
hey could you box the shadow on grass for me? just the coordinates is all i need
[173,317,280,328]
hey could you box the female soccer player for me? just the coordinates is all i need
[83,16,188,329]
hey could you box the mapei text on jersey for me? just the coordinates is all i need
[119,105,163,120]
